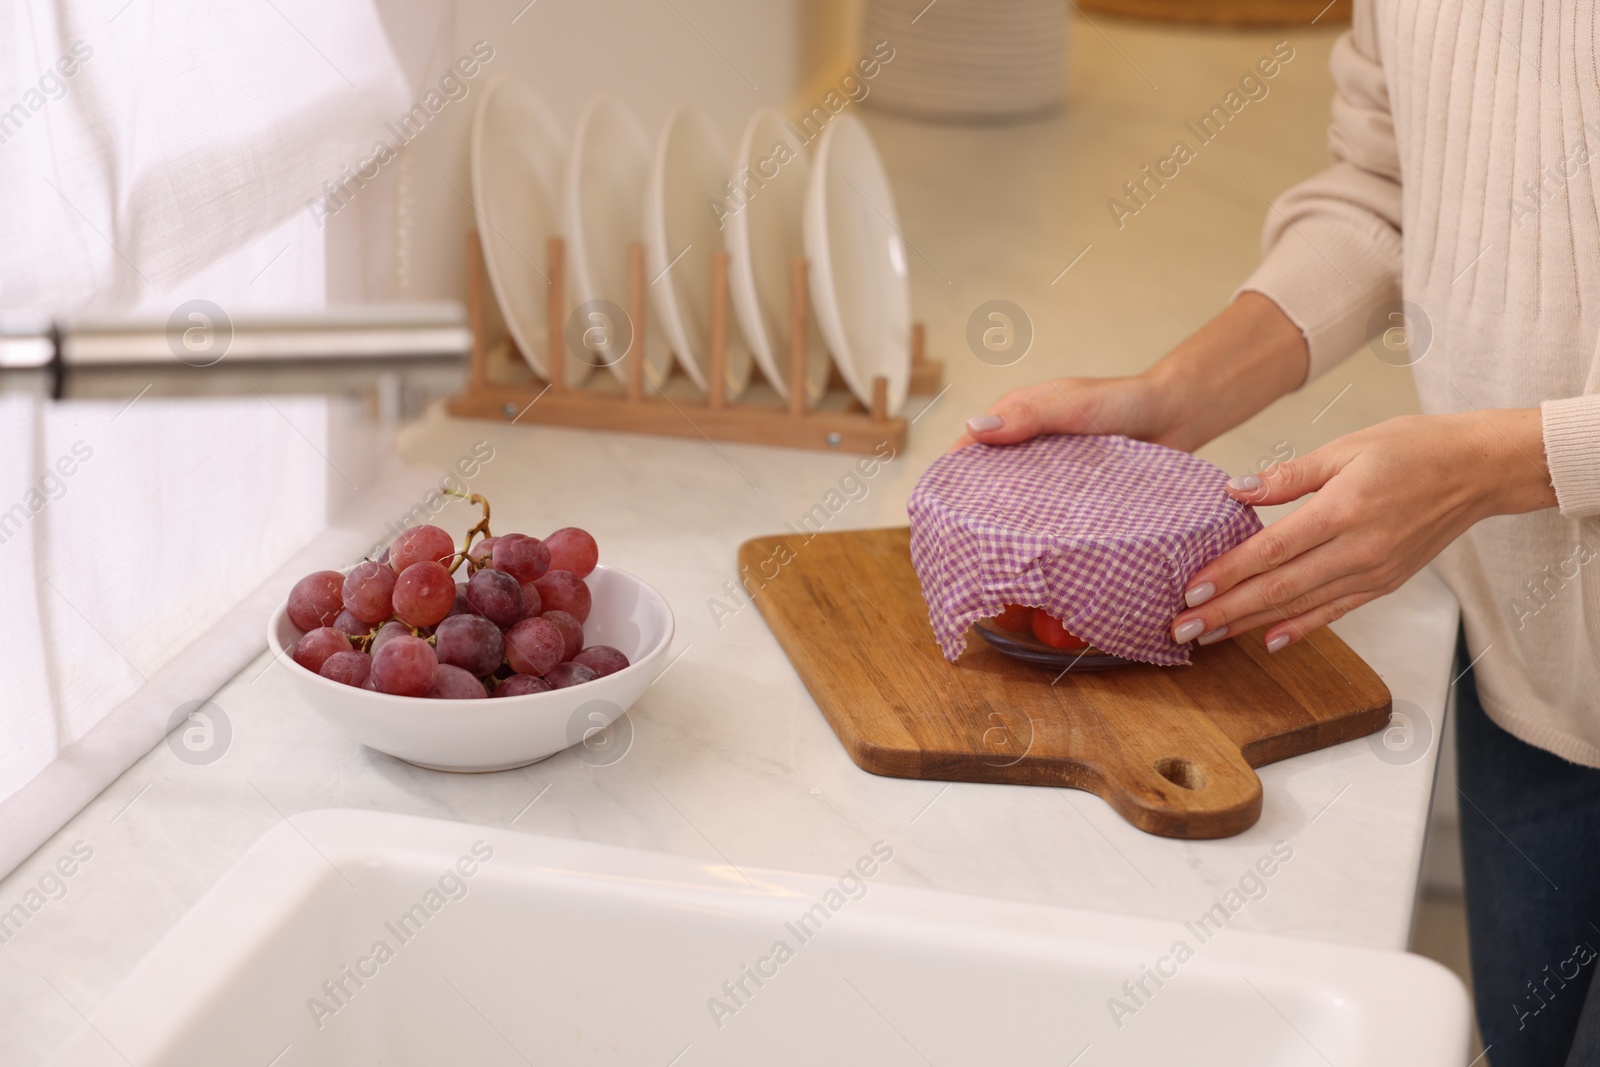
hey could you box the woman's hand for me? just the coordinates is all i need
[1171,410,1557,652]
[950,374,1183,451]
[954,292,1311,453]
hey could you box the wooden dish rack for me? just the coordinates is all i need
[446,231,944,454]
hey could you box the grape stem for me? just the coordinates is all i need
[347,492,490,651]
[442,489,492,575]
[350,622,434,652]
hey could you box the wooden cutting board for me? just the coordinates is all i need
[740,527,1391,839]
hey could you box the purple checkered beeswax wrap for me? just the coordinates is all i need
[907,434,1262,666]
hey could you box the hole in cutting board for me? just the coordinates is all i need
[1155,757,1206,791]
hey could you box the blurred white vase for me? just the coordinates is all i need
[863,0,1068,122]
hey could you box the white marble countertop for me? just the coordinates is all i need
[1,17,1458,1065]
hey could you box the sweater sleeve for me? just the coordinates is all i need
[1541,394,1600,518]
[1236,0,1404,383]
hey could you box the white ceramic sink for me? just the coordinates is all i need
[49,810,1468,1066]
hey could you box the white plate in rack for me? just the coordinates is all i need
[644,105,752,397]
[469,76,580,383]
[725,108,831,406]
[803,114,912,416]
[566,96,672,389]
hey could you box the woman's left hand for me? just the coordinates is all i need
[1171,410,1556,652]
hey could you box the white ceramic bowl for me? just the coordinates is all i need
[726,108,831,406]
[803,113,912,416]
[566,97,673,389]
[267,564,675,772]
[644,104,753,397]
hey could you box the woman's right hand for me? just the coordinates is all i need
[949,292,1310,455]
[950,373,1183,452]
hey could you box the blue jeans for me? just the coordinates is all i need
[1457,628,1600,1066]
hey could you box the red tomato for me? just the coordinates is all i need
[1031,612,1088,650]
[992,604,1034,633]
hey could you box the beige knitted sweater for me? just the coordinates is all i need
[1242,0,1600,765]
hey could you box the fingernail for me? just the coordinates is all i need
[1265,633,1291,653]
[966,415,1003,433]
[1227,474,1262,493]
[1173,618,1205,643]
[1185,582,1215,607]
[1197,626,1228,646]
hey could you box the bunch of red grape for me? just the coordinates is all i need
[285,503,628,699]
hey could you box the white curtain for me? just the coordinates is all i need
[0,0,451,314]
[0,392,437,879]
[0,0,452,876]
